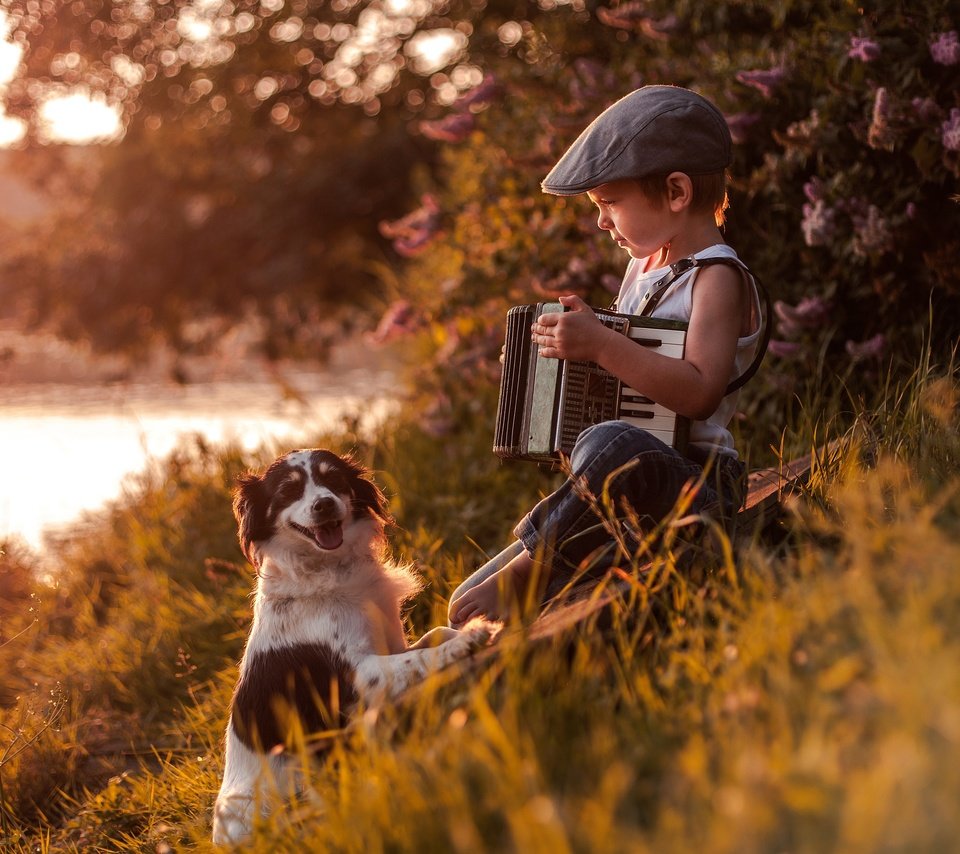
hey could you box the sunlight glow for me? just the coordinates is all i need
[0,110,25,146]
[38,91,123,144]
[405,28,466,73]
[178,8,215,42]
[0,38,22,86]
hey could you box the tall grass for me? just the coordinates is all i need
[1,357,957,852]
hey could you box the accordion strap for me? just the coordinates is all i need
[620,255,773,395]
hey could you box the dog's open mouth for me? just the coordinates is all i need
[291,521,344,551]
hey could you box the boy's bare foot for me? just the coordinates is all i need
[450,550,547,626]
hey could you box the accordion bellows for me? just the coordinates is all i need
[493,303,689,464]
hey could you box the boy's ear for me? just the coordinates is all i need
[665,172,693,211]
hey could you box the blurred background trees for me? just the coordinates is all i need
[0,0,956,392]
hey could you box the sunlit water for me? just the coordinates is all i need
[0,361,396,552]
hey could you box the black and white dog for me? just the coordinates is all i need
[212,449,493,844]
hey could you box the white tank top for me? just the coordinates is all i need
[616,243,761,459]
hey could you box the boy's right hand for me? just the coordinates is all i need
[533,294,607,362]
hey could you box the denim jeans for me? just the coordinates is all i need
[448,421,745,619]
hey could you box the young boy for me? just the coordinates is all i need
[449,85,762,626]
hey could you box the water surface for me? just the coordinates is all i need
[0,336,395,550]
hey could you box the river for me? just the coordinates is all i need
[0,330,396,551]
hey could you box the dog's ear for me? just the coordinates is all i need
[233,473,271,565]
[342,455,391,523]
[352,475,390,523]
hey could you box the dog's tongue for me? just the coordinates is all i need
[314,522,343,550]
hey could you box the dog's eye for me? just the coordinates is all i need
[318,473,349,494]
[278,478,305,499]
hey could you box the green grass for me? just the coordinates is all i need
[1,358,958,852]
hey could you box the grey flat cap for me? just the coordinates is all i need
[541,85,732,196]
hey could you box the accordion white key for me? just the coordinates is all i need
[493,303,689,463]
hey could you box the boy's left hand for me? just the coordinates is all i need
[532,294,606,361]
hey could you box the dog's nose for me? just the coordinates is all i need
[312,496,339,517]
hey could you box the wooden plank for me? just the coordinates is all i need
[734,452,818,534]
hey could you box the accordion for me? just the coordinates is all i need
[493,303,689,463]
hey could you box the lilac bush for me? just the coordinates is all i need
[374,0,960,444]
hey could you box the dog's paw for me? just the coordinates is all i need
[457,617,501,650]
[212,794,254,846]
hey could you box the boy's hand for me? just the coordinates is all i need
[532,294,607,361]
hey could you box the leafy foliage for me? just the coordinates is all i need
[368,0,960,452]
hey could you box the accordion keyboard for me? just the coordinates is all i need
[616,324,688,448]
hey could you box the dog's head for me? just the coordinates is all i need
[233,449,389,566]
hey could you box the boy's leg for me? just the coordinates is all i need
[516,421,740,577]
[451,421,744,623]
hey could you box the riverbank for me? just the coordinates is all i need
[0,325,397,549]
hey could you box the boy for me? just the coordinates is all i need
[449,85,762,626]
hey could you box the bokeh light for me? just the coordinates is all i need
[38,91,123,144]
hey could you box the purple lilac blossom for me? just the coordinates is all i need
[930,31,960,65]
[418,112,475,143]
[845,333,885,362]
[774,297,831,337]
[803,176,827,203]
[455,74,498,110]
[848,36,881,62]
[735,66,786,98]
[801,199,837,247]
[595,2,676,36]
[942,108,960,151]
[768,340,803,359]
[367,300,420,345]
[725,112,761,145]
[378,194,442,257]
[851,205,892,257]
[868,87,895,150]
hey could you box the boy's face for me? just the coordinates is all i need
[586,179,674,260]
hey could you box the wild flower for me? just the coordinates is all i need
[845,332,885,362]
[418,111,475,143]
[366,299,421,345]
[801,199,837,247]
[941,108,960,151]
[455,74,499,110]
[851,204,892,257]
[378,194,442,257]
[803,176,827,203]
[735,65,786,98]
[767,339,803,358]
[780,109,821,157]
[929,31,960,65]
[848,36,881,62]
[725,112,761,145]
[595,2,677,37]
[595,1,646,29]
[774,296,831,336]
[867,87,896,151]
